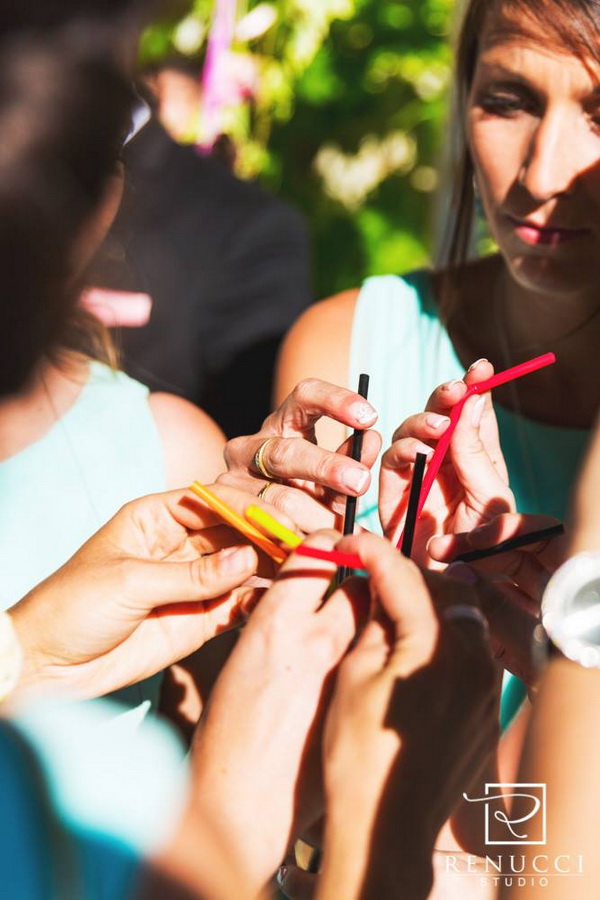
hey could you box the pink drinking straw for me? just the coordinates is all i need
[396,352,556,549]
[295,545,364,570]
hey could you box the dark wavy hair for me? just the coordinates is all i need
[0,31,133,396]
[438,0,600,316]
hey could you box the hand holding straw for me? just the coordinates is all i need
[339,373,370,581]
[454,523,564,563]
[400,352,556,545]
[247,504,364,569]
[189,482,286,564]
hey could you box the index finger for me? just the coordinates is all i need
[264,378,377,438]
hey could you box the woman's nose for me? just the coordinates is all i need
[518,112,579,201]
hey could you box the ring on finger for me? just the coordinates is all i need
[442,604,489,636]
[257,481,276,502]
[254,438,277,480]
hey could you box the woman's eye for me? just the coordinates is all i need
[588,112,600,134]
[479,92,528,116]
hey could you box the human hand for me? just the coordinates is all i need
[317,532,498,900]
[9,485,270,699]
[189,530,366,897]
[220,378,382,532]
[378,360,515,562]
[437,512,566,689]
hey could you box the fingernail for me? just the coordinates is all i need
[446,562,478,583]
[353,401,377,425]
[470,394,485,426]
[425,413,450,430]
[415,441,434,457]
[218,546,255,573]
[442,379,464,392]
[467,357,489,372]
[341,467,369,493]
[276,865,287,887]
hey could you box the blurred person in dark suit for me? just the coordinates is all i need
[90,61,313,437]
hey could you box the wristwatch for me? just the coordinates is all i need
[0,611,23,701]
[539,551,600,669]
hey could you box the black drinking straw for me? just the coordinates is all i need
[337,373,370,583]
[454,523,565,563]
[400,452,427,558]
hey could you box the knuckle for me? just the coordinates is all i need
[267,438,294,473]
[293,377,320,403]
[223,436,246,466]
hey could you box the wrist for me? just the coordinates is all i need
[320,798,434,900]
[8,599,65,695]
[0,611,24,701]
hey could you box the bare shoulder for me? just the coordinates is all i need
[149,393,226,489]
[275,288,360,449]
[275,288,360,405]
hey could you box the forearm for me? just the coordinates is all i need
[501,659,600,899]
[317,798,434,900]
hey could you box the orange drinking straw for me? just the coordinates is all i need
[396,352,556,549]
[189,482,287,564]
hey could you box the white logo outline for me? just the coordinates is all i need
[463,782,546,845]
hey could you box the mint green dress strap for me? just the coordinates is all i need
[0,362,167,721]
[349,271,591,728]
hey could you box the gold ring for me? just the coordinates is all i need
[253,438,277,480]
[257,481,276,502]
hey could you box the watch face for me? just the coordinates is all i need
[543,552,600,668]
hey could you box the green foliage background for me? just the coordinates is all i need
[141,0,456,298]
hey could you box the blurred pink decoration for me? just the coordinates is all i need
[198,0,239,151]
[81,288,153,327]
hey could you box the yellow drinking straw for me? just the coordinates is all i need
[245,505,303,549]
[188,482,286,564]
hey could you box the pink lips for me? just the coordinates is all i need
[508,216,591,247]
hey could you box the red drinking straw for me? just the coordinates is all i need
[295,545,364,570]
[396,352,556,550]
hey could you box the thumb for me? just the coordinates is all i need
[127,545,258,611]
[447,563,537,686]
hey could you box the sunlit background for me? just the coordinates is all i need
[141,0,456,297]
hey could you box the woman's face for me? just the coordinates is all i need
[467,11,600,298]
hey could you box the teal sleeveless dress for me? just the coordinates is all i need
[0,361,167,722]
[349,272,591,728]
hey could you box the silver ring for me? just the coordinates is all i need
[442,605,489,635]
[257,481,276,502]
[253,438,277,480]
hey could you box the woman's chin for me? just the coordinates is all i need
[508,255,599,300]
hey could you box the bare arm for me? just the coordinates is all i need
[149,392,226,489]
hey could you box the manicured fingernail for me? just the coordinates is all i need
[341,467,369,493]
[442,379,463,392]
[415,441,434,457]
[468,357,489,372]
[425,413,450,430]
[218,546,255,573]
[353,401,377,425]
[470,394,485,426]
[446,562,478,583]
[276,865,288,887]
